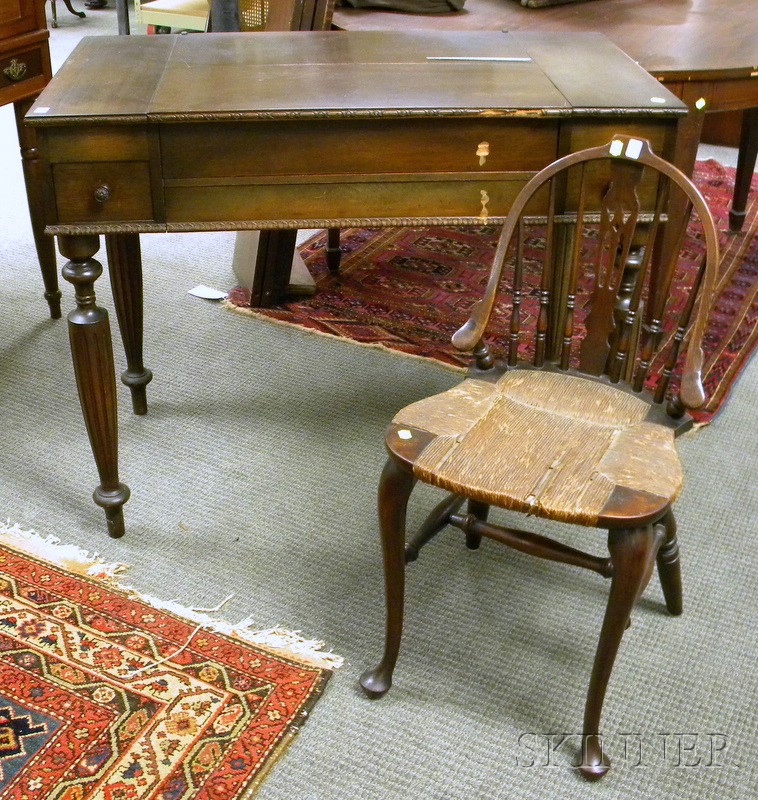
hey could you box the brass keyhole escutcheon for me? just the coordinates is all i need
[476,141,490,166]
[479,190,490,221]
[3,59,27,82]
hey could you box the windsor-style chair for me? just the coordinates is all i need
[359,135,719,780]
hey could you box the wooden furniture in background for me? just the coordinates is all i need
[28,31,685,537]
[1,0,60,317]
[48,0,85,28]
[335,0,758,232]
[359,135,719,780]
[136,0,210,33]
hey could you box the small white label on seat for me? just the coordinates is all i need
[625,139,643,159]
[33,107,50,114]
[397,429,413,440]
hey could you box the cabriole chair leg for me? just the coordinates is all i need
[581,524,662,780]
[360,456,416,698]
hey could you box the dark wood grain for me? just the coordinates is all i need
[359,457,416,699]
[335,0,758,240]
[106,233,153,415]
[334,0,757,77]
[581,525,662,779]
[58,234,130,539]
[30,33,684,537]
[2,0,59,318]
[362,135,720,780]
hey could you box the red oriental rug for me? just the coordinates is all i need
[227,160,758,424]
[0,522,338,800]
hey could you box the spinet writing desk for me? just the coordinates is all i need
[27,31,686,537]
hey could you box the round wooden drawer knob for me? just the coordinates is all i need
[94,185,112,204]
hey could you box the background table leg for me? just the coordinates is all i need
[106,233,153,415]
[729,107,758,232]
[59,234,130,538]
[14,97,61,319]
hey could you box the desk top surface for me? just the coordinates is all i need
[334,0,758,79]
[29,31,685,125]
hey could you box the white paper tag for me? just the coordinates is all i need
[609,140,624,157]
[625,139,643,159]
[187,285,228,300]
[33,107,50,114]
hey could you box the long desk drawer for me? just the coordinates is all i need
[160,119,559,179]
[163,175,540,224]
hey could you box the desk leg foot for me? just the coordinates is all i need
[60,234,130,537]
[15,98,62,320]
[729,108,758,233]
[106,233,153,415]
[94,484,130,539]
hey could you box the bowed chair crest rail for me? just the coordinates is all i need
[359,135,719,780]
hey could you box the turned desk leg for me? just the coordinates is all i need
[729,108,758,233]
[14,98,61,319]
[60,234,130,539]
[106,234,153,415]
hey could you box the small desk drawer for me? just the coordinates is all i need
[0,45,45,97]
[53,162,154,223]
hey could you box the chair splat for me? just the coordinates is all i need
[579,160,644,375]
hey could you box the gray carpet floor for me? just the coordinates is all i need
[0,8,756,799]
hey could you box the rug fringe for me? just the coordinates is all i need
[222,298,465,373]
[132,593,344,670]
[0,519,343,671]
[0,518,127,580]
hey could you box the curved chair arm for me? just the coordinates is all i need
[451,135,719,409]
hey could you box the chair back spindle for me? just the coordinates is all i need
[452,136,720,414]
[508,217,525,367]
[533,178,557,368]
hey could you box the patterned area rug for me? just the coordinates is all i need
[0,523,338,800]
[227,160,758,424]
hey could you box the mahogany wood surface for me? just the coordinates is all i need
[335,0,758,231]
[28,31,685,536]
[360,135,712,780]
[1,0,60,317]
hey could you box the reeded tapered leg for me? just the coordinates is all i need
[359,456,416,698]
[655,508,683,615]
[14,98,61,319]
[404,492,464,563]
[60,235,130,539]
[106,234,153,415]
[326,227,341,273]
[581,525,662,780]
[465,499,489,550]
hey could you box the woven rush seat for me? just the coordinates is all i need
[389,370,683,527]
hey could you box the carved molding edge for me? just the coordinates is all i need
[164,217,508,232]
[27,107,684,127]
[46,218,507,235]
[153,108,556,123]
[47,223,167,235]
[28,115,148,128]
